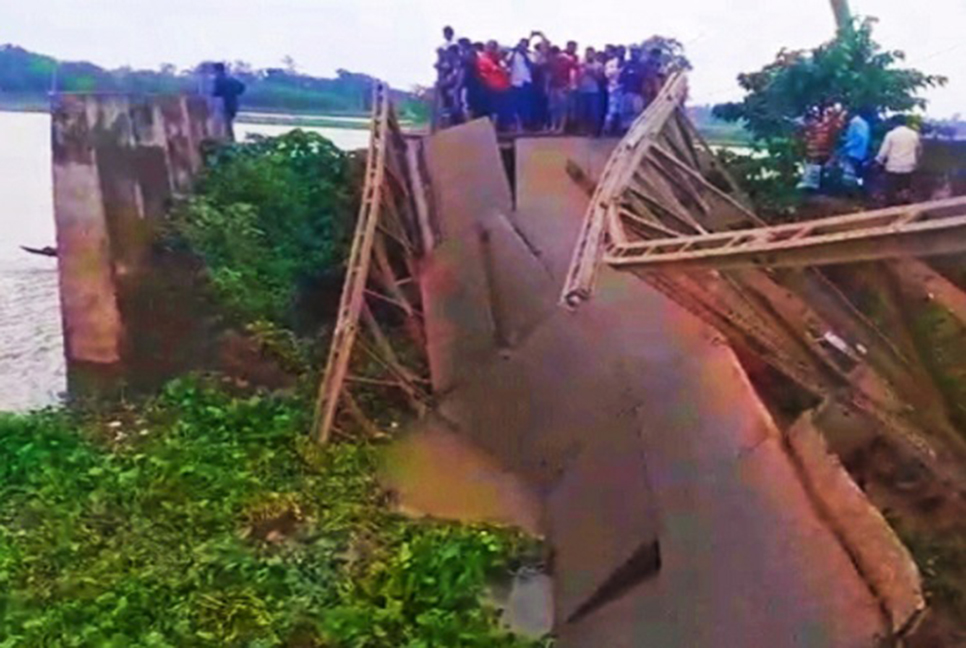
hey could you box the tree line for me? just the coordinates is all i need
[0,44,426,119]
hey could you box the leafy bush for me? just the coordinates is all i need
[712,17,946,214]
[0,379,546,647]
[173,130,354,326]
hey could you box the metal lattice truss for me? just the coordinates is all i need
[609,196,966,272]
[312,82,434,443]
[563,73,966,472]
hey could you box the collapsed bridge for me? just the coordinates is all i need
[313,76,966,645]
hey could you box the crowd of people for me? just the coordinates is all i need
[434,26,669,135]
[799,105,924,206]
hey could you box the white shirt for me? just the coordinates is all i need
[876,125,922,174]
[605,59,621,92]
[509,50,532,87]
[437,36,456,56]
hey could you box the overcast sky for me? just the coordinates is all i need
[4,0,964,117]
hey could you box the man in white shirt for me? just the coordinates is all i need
[509,38,534,130]
[876,116,923,205]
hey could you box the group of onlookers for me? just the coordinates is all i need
[799,106,924,206]
[434,26,668,136]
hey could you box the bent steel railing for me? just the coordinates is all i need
[312,82,433,443]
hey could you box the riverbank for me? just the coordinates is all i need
[0,377,548,646]
[236,111,416,131]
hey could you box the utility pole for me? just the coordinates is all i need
[829,0,852,31]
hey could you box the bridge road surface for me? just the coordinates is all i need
[418,119,888,647]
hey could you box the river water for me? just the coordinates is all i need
[0,111,369,413]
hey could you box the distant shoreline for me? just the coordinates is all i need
[0,97,398,130]
[236,112,388,131]
[0,92,378,117]
[0,95,48,113]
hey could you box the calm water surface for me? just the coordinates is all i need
[0,110,367,412]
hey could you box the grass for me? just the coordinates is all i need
[0,377,548,647]
[908,301,966,442]
[886,510,966,622]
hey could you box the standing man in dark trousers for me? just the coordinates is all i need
[212,62,245,140]
[618,47,645,131]
[509,38,535,131]
[876,115,922,205]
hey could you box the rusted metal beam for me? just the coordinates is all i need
[312,83,390,444]
[648,145,763,227]
[891,258,966,326]
[607,197,966,271]
[312,83,430,444]
[561,73,690,307]
[405,139,436,254]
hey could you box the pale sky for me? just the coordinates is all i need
[4,0,964,117]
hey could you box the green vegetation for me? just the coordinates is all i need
[171,130,354,328]
[908,302,966,439]
[0,44,429,123]
[0,378,546,646]
[712,17,947,213]
[887,511,966,626]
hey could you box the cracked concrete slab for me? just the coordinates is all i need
[419,123,890,646]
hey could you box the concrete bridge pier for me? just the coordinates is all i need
[50,93,225,397]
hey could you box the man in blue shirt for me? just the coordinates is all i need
[839,108,872,190]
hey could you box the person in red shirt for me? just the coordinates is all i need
[476,40,511,130]
[797,104,847,191]
[548,43,578,133]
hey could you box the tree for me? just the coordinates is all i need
[712,17,946,212]
[232,60,255,76]
[640,36,692,74]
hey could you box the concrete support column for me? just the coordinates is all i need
[51,95,125,390]
[50,93,223,397]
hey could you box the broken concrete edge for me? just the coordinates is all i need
[725,351,924,637]
[786,408,927,637]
